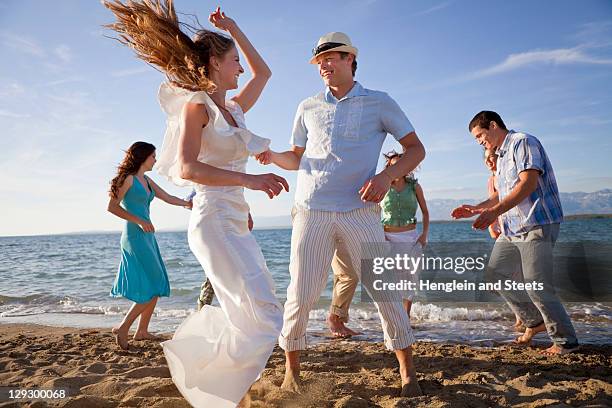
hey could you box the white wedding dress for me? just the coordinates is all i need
[156,82,283,408]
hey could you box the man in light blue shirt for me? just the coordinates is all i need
[289,81,417,211]
[256,32,425,397]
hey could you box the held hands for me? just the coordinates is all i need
[244,173,289,199]
[184,199,193,210]
[359,171,392,203]
[138,220,155,233]
[208,7,236,32]
[450,204,482,219]
[255,150,272,165]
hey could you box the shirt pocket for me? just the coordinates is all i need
[342,98,364,141]
[306,109,335,139]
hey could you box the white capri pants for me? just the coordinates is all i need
[279,205,416,352]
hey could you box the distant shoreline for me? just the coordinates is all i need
[565,213,612,220]
[1,213,611,238]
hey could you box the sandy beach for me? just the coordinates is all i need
[0,324,610,407]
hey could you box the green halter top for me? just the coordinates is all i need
[381,178,418,226]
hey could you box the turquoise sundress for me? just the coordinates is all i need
[110,176,170,303]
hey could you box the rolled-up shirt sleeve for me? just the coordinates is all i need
[289,102,308,147]
[514,136,545,175]
[380,93,415,141]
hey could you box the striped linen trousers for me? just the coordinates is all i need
[279,205,416,351]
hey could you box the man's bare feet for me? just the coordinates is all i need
[542,344,580,355]
[399,365,422,397]
[281,367,301,393]
[513,318,526,333]
[133,331,160,341]
[514,322,546,345]
[112,327,129,350]
[513,323,526,333]
[327,314,359,338]
[401,382,423,397]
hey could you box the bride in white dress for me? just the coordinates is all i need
[104,2,288,407]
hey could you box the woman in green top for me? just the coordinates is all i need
[380,150,430,317]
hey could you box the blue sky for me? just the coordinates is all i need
[1,0,611,236]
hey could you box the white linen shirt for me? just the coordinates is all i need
[290,82,415,212]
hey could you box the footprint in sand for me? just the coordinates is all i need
[123,366,170,379]
[122,378,181,399]
[80,377,131,397]
[84,362,109,374]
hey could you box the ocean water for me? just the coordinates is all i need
[1,219,610,346]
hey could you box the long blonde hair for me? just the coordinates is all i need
[102,0,235,92]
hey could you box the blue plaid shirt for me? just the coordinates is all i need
[495,130,563,236]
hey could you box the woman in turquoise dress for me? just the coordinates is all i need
[107,141,192,349]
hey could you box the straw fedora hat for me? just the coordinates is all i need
[309,32,358,64]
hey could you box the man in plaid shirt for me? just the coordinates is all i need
[452,110,578,355]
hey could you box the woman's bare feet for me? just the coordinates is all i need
[112,327,129,350]
[133,331,160,341]
[327,314,359,338]
[542,344,580,355]
[514,322,546,345]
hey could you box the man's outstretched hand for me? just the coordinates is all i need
[472,207,501,230]
[450,204,482,219]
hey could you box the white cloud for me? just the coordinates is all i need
[467,46,612,80]
[412,1,452,17]
[572,20,612,45]
[44,77,85,87]
[0,81,26,97]
[554,115,612,127]
[111,66,152,78]
[0,32,46,57]
[54,44,73,63]
[0,109,30,118]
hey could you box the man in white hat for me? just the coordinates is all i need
[256,32,425,397]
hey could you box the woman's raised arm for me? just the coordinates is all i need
[209,7,271,113]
